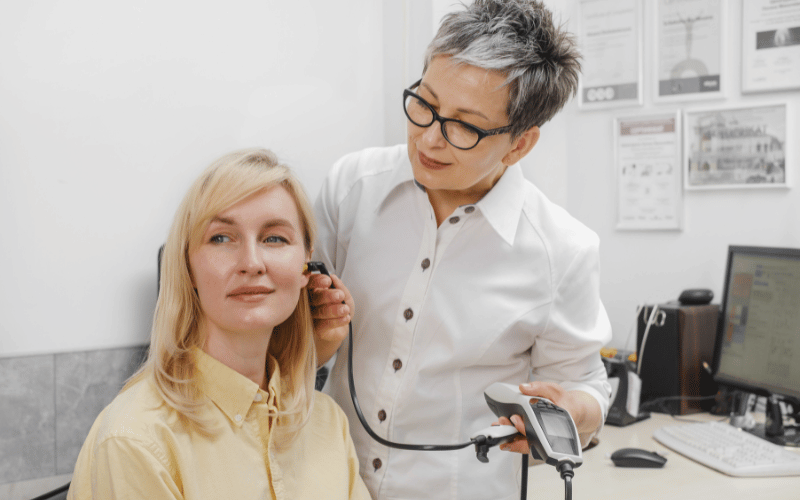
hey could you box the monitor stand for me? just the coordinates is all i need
[744,396,800,447]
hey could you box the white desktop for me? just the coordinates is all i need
[525,412,799,500]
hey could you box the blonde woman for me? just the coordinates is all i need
[68,148,368,499]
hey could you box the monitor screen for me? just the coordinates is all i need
[714,245,800,402]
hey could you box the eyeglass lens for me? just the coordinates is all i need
[404,94,481,150]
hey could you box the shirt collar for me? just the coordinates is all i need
[376,148,526,246]
[474,163,526,246]
[194,347,280,424]
[376,148,417,210]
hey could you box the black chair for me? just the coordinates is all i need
[30,482,70,500]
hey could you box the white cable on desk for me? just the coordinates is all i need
[637,305,664,376]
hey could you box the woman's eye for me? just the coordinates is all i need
[210,234,231,244]
[265,235,289,244]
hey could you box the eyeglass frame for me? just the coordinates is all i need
[402,79,513,150]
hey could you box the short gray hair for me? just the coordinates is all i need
[424,0,581,137]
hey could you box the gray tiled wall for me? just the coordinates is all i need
[0,345,148,485]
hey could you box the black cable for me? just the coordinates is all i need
[307,260,472,450]
[520,454,528,500]
[639,394,717,416]
[557,462,574,500]
[347,322,476,451]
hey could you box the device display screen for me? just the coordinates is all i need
[538,410,578,455]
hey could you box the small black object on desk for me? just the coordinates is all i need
[610,448,667,468]
[677,288,713,305]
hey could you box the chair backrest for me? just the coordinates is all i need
[30,482,70,500]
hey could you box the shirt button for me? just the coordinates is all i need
[421,258,430,270]
[234,414,243,422]
[403,308,413,321]
[373,458,382,471]
[254,393,263,402]
[449,216,460,224]
[378,409,386,422]
[464,206,475,214]
[393,359,402,371]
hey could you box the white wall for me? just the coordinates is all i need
[0,0,388,356]
[10,0,788,359]
[558,0,800,350]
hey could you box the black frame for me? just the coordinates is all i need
[403,80,512,150]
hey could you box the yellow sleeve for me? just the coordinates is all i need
[341,408,371,500]
[89,436,183,500]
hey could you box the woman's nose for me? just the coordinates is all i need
[238,240,265,275]
[420,121,447,148]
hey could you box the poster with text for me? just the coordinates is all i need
[655,0,725,102]
[684,104,789,190]
[615,113,682,230]
[578,0,642,109]
[742,0,800,94]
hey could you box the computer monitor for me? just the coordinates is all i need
[713,245,800,445]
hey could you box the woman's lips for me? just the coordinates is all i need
[418,151,450,171]
[228,286,273,301]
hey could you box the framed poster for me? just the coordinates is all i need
[577,0,642,110]
[684,104,790,190]
[742,0,800,94]
[654,0,726,103]
[615,112,682,231]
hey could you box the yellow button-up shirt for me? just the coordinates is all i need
[68,349,370,499]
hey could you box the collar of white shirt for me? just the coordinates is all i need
[376,149,527,246]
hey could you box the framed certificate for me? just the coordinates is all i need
[684,103,790,190]
[577,0,642,110]
[654,0,726,103]
[741,0,800,94]
[615,112,682,231]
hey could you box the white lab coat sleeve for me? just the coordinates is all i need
[529,234,613,424]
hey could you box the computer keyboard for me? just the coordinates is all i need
[653,420,800,477]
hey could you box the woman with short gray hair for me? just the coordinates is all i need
[308,1,612,499]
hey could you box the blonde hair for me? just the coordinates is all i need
[126,148,317,442]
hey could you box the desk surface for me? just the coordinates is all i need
[526,412,800,500]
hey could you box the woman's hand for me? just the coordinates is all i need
[497,382,603,453]
[308,273,354,366]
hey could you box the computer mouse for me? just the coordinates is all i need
[610,448,667,468]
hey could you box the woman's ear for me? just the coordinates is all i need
[502,125,540,166]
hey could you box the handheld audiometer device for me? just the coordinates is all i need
[484,382,583,469]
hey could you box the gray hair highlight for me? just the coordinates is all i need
[424,0,581,137]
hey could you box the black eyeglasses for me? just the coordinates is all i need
[402,80,512,150]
